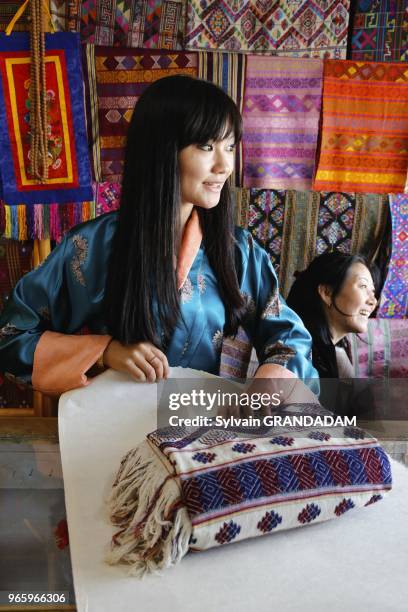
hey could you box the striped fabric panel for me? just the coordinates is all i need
[379,194,408,318]
[314,61,408,194]
[198,51,246,187]
[243,56,323,191]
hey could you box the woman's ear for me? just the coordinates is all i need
[317,284,332,308]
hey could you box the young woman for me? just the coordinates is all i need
[0,76,318,395]
[286,252,378,379]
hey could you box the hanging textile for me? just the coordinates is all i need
[235,188,390,298]
[349,319,408,378]
[350,0,407,62]
[313,60,408,194]
[378,194,408,318]
[242,56,323,191]
[185,0,350,58]
[82,45,198,182]
[0,32,92,205]
[198,51,246,186]
[50,0,186,49]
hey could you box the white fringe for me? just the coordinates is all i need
[106,440,192,577]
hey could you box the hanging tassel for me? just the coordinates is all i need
[26,204,35,239]
[49,203,60,241]
[34,203,43,238]
[82,200,91,222]
[43,203,50,238]
[10,205,18,239]
[17,205,27,240]
[4,205,11,238]
[106,441,191,577]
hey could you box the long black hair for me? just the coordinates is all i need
[286,252,378,377]
[104,75,245,347]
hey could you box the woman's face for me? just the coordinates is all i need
[323,262,377,340]
[178,136,235,212]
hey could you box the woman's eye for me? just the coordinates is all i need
[199,144,213,151]
[226,144,236,152]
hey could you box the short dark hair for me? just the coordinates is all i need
[104,75,244,346]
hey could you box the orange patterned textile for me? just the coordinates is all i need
[313,60,408,194]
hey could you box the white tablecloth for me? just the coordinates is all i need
[59,369,408,612]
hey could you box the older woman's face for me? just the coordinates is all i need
[326,262,377,337]
[178,137,235,210]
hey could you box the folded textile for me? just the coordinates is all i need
[108,417,392,576]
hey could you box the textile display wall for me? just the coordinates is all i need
[234,188,390,298]
[0,0,406,324]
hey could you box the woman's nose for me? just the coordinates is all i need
[212,152,232,175]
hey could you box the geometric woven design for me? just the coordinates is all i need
[349,319,408,378]
[314,60,408,194]
[350,0,408,62]
[198,51,246,186]
[0,33,93,205]
[378,194,408,318]
[50,0,186,49]
[185,0,350,58]
[82,45,198,181]
[144,421,392,551]
[235,188,390,299]
[243,56,323,191]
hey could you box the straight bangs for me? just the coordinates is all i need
[178,81,242,149]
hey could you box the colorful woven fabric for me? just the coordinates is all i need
[379,194,408,318]
[243,56,323,191]
[51,0,186,48]
[108,419,392,574]
[198,51,246,186]
[0,181,121,241]
[350,0,408,62]
[185,0,350,58]
[0,33,92,205]
[82,45,198,181]
[350,319,408,378]
[314,60,408,194]
[235,189,390,298]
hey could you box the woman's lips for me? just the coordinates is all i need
[203,181,223,192]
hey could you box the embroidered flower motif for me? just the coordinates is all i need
[308,431,331,442]
[232,443,256,454]
[215,520,241,544]
[334,498,355,516]
[241,292,256,317]
[343,426,366,440]
[298,503,321,524]
[270,436,294,447]
[71,234,88,287]
[192,452,217,464]
[365,494,383,507]
[0,323,18,340]
[180,277,194,303]
[38,306,51,320]
[212,330,224,351]
[257,510,282,533]
[261,290,280,318]
[197,273,206,294]
[263,341,296,367]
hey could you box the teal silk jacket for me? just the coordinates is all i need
[0,212,319,387]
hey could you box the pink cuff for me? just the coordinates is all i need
[254,364,296,379]
[32,330,112,395]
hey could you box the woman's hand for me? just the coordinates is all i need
[102,340,170,382]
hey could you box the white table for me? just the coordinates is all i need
[59,369,408,612]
